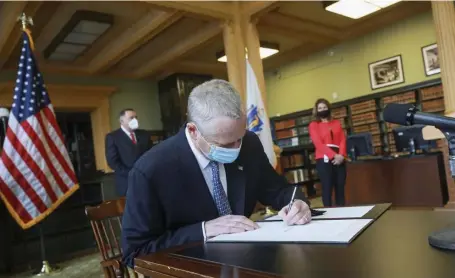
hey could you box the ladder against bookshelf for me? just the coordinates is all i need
[270,79,445,199]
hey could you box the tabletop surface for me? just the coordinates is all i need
[135,210,455,278]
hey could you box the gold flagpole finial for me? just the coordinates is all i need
[17,13,33,31]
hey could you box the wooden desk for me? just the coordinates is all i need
[135,210,455,278]
[345,152,449,207]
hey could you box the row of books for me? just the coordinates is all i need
[276,136,312,148]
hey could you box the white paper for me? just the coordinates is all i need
[208,219,372,243]
[264,205,375,221]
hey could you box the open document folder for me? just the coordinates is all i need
[207,219,373,244]
[265,205,375,221]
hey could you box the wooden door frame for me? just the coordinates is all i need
[0,82,116,172]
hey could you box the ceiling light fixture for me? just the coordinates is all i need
[323,0,401,19]
[216,42,279,63]
[44,10,114,62]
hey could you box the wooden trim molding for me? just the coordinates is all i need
[0,82,116,172]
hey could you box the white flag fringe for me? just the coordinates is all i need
[246,59,277,168]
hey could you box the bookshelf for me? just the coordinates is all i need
[270,78,444,198]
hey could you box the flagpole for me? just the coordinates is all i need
[15,12,61,276]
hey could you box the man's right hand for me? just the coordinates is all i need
[204,215,260,239]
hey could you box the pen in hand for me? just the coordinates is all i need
[287,185,298,213]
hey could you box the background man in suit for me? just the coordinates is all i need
[121,80,311,267]
[105,108,153,196]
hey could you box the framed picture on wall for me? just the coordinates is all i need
[368,55,404,90]
[421,43,440,76]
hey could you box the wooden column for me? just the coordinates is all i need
[428,1,455,208]
[223,2,246,100]
[432,1,455,114]
[90,98,112,172]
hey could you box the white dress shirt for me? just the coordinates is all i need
[185,127,227,241]
[121,126,136,142]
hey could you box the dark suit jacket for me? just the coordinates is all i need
[105,128,153,196]
[121,126,308,267]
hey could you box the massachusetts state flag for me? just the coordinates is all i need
[0,30,79,229]
[246,59,277,168]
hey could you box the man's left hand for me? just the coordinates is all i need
[278,199,311,226]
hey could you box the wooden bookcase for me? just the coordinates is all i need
[270,78,444,198]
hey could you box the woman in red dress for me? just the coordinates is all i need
[309,98,347,207]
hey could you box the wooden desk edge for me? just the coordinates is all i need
[134,204,392,277]
[135,244,280,278]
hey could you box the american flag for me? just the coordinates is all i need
[0,31,79,229]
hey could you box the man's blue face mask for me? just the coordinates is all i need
[197,128,242,164]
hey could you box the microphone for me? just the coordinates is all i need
[384,105,455,252]
[383,103,455,131]
[383,103,455,177]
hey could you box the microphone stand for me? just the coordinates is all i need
[428,129,455,250]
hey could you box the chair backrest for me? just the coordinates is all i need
[85,198,126,262]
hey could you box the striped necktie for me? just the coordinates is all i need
[209,161,232,216]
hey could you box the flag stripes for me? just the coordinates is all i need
[0,30,79,229]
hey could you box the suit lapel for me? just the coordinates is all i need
[176,127,218,217]
[225,162,246,215]
[117,128,135,147]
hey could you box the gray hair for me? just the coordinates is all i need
[187,79,243,134]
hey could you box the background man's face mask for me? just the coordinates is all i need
[128,118,139,130]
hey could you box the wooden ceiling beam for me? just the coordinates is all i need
[154,61,226,81]
[261,11,344,41]
[262,2,430,72]
[145,1,233,20]
[0,2,27,53]
[34,3,76,54]
[343,1,430,40]
[175,60,226,76]
[242,1,280,19]
[134,23,222,78]
[256,24,331,44]
[88,10,183,74]
[0,2,38,70]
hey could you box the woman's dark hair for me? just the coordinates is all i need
[312,98,332,122]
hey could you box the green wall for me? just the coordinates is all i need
[0,71,162,131]
[266,11,439,117]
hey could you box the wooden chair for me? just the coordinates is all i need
[85,198,137,278]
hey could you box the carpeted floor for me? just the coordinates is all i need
[1,253,102,278]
